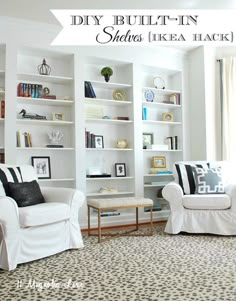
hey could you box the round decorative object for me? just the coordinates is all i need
[37,58,51,76]
[113,89,127,101]
[162,112,174,122]
[43,87,50,95]
[144,90,155,102]
[116,139,128,149]
[153,77,165,89]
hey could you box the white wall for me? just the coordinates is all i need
[188,46,207,160]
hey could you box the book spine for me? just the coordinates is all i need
[17,83,24,97]
[142,107,147,120]
[31,84,36,98]
[84,81,92,98]
[174,136,178,150]
[1,100,5,118]
[166,137,173,150]
[88,81,96,98]
[23,83,28,97]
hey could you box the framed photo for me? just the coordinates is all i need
[143,133,153,149]
[95,135,104,148]
[162,112,174,122]
[52,112,65,121]
[31,156,51,179]
[115,163,126,177]
[152,156,166,168]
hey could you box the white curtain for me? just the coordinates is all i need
[222,57,236,160]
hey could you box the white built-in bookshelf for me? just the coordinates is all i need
[2,46,185,228]
[0,45,5,163]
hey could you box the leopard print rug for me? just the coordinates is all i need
[1,223,236,301]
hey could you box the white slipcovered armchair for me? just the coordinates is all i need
[162,161,236,235]
[0,164,85,271]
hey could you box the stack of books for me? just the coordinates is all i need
[165,136,178,150]
[0,100,4,118]
[85,130,96,148]
[0,152,5,163]
[16,130,32,147]
[93,209,120,217]
[84,81,96,98]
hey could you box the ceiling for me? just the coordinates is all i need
[1,0,236,25]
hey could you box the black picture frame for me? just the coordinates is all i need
[143,133,154,149]
[31,156,51,179]
[115,163,126,177]
[95,135,104,148]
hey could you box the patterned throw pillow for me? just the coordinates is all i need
[174,163,210,194]
[192,166,224,194]
[0,166,23,196]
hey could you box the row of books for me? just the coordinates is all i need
[17,83,43,98]
[84,81,96,98]
[17,83,57,99]
[93,209,120,217]
[0,100,4,118]
[0,152,5,163]
[163,93,181,105]
[85,130,100,148]
[16,130,32,147]
[165,136,178,150]
[149,168,173,175]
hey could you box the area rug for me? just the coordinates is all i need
[1,223,236,301]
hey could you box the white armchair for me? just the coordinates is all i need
[0,164,85,271]
[162,161,236,235]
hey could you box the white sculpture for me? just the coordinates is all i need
[48,130,63,145]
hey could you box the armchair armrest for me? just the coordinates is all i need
[225,184,236,212]
[40,187,85,222]
[0,196,20,230]
[40,187,85,208]
[162,182,184,212]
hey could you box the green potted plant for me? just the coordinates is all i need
[101,67,113,82]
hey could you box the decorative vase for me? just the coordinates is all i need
[116,139,128,149]
[104,74,110,82]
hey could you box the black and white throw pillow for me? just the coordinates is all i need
[174,162,210,194]
[192,166,224,194]
[0,166,23,196]
[7,180,45,207]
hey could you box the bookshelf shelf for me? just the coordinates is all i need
[142,120,182,126]
[16,119,74,125]
[142,101,181,109]
[85,118,133,125]
[17,73,73,84]
[86,148,133,151]
[144,182,168,188]
[143,87,181,95]
[84,98,132,106]
[88,80,132,90]
[144,174,174,177]
[87,191,134,197]
[86,177,134,181]
[17,147,75,151]
[143,149,182,152]
[38,178,75,182]
[17,97,74,106]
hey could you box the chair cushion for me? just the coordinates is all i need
[7,180,45,207]
[174,162,210,195]
[183,194,231,210]
[19,202,70,227]
[192,166,224,194]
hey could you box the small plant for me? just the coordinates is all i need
[101,67,113,82]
